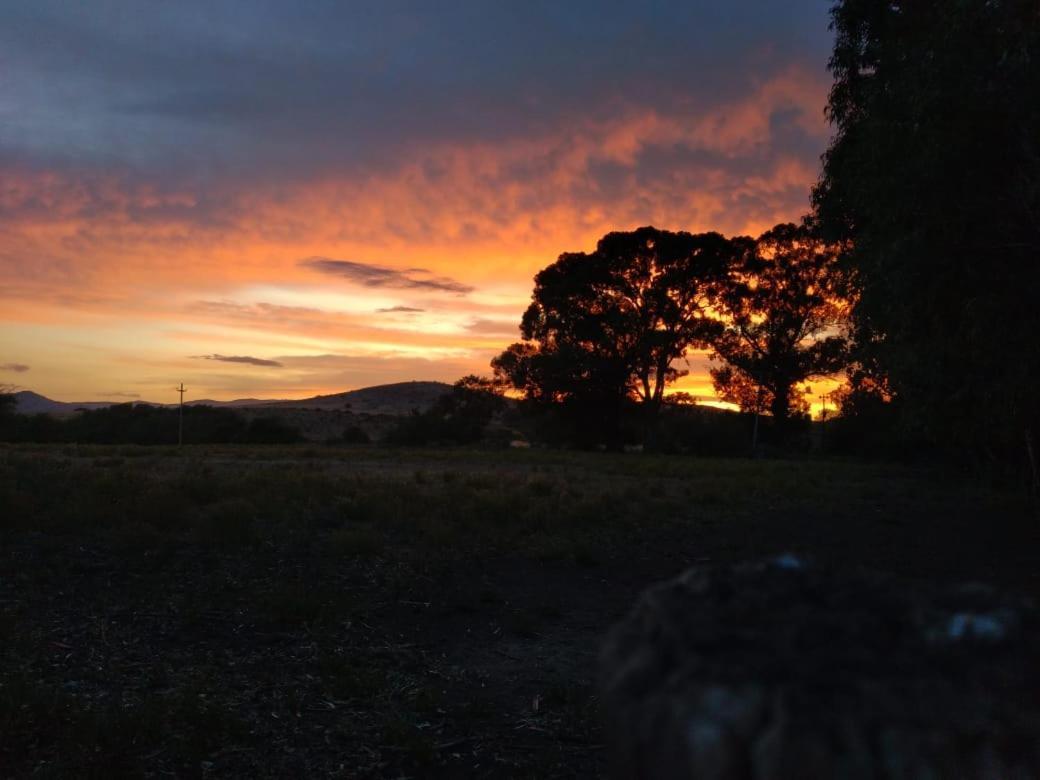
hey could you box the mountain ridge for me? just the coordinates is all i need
[11,381,453,417]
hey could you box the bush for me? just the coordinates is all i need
[0,404,303,445]
[339,425,371,444]
[241,415,303,444]
[384,382,504,446]
[648,404,813,457]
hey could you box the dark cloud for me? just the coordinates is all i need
[104,391,140,398]
[0,2,836,284]
[376,306,425,314]
[0,2,833,178]
[301,258,473,295]
[193,354,283,368]
[1,363,30,373]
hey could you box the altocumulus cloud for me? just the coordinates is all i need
[466,318,518,336]
[193,354,283,368]
[1,363,30,373]
[301,257,473,295]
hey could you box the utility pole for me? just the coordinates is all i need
[176,383,186,446]
[751,384,764,457]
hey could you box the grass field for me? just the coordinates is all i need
[1,443,1037,777]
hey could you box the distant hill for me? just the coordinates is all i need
[186,398,272,408]
[10,381,453,417]
[261,381,452,415]
[12,391,115,416]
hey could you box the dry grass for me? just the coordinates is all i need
[0,443,1036,777]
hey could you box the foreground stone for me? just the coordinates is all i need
[601,558,1040,779]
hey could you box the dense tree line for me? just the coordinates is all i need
[384,376,507,446]
[814,0,1040,480]
[490,223,848,448]
[0,402,301,445]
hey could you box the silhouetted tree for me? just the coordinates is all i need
[454,373,508,398]
[651,395,755,456]
[385,375,506,446]
[710,365,810,419]
[813,0,1040,464]
[0,386,14,417]
[663,391,698,407]
[490,342,542,399]
[710,223,848,433]
[494,227,742,438]
[0,402,302,445]
[0,386,15,438]
[444,374,507,424]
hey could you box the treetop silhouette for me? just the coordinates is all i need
[493,223,849,443]
[710,222,849,429]
[814,0,1040,460]
[494,226,747,423]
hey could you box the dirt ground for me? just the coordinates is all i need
[1,444,1037,777]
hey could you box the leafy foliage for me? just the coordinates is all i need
[651,399,761,456]
[709,223,848,428]
[814,0,1040,458]
[492,224,853,448]
[493,227,743,442]
[385,375,506,446]
[710,365,811,419]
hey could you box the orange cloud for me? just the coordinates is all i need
[0,66,830,402]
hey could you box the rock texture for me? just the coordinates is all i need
[600,557,1040,779]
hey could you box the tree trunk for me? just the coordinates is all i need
[750,384,765,456]
[770,383,790,440]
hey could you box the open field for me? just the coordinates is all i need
[1,444,1038,777]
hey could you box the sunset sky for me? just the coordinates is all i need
[0,1,836,404]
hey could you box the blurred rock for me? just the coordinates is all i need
[601,557,1040,779]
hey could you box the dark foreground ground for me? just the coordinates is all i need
[1,444,1037,778]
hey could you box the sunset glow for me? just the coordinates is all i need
[0,2,834,406]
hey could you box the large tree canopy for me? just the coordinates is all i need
[494,227,743,419]
[813,0,1040,455]
[710,223,848,429]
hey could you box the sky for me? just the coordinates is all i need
[0,1,836,404]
